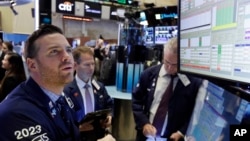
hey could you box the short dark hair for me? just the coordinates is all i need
[24,24,63,59]
[3,41,13,52]
[73,46,94,64]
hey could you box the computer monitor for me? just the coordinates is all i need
[155,26,178,44]
[154,6,178,26]
[178,0,250,84]
[185,80,250,141]
[142,26,154,45]
[139,11,148,26]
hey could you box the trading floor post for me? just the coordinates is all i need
[112,99,136,141]
[106,86,136,141]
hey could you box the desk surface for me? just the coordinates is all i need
[105,86,132,100]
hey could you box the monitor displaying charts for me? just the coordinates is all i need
[178,0,250,84]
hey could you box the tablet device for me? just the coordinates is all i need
[80,108,112,124]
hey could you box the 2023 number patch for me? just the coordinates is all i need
[14,125,42,140]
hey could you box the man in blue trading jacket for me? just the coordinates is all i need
[64,46,114,141]
[132,37,203,141]
[0,24,80,140]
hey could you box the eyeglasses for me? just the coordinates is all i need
[164,60,177,67]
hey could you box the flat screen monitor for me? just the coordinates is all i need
[178,0,250,84]
[84,1,101,18]
[155,26,178,44]
[143,27,154,45]
[139,11,148,26]
[154,6,178,26]
[185,80,250,141]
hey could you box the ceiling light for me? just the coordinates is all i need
[10,0,16,6]
[0,0,33,6]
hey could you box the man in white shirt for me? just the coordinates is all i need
[64,46,114,141]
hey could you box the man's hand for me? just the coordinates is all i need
[79,120,94,132]
[97,134,116,141]
[169,131,184,141]
[100,115,112,128]
[142,123,157,138]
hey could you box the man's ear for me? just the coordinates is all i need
[74,62,78,68]
[26,58,36,70]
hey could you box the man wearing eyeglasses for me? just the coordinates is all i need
[132,37,203,141]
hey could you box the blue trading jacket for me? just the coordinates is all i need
[0,78,80,141]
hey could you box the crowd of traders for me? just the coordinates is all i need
[0,24,203,141]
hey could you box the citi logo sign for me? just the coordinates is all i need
[58,1,74,12]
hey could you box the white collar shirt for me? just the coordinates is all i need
[149,65,178,136]
[75,75,94,114]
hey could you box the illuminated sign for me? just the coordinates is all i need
[59,3,73,11]
[155,13,178,20]
[110,7,117,20]
[56,0,75,15]
[84,1,101,18]
[117,0,126,4]
[40,12,51,25]
[109,6,125,21]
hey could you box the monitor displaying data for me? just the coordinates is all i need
[143,27,154,45]
[155,26,178,44]
[185,80,249,141]
[178,0,250,84]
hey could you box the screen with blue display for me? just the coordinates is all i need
[185,80,250,141]
[155,26,178,44]
[142,27,154,45]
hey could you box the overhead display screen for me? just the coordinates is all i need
[110,6,118,20]
[84,1,101,18]
[155,26,178,44]
[179,0,250,84]
[143,27,154,45]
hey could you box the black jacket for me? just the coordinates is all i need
[132,64,202,141]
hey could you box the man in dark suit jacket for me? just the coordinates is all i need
[64,46,114,141]
[0,24,80,140]
[132,37,202,141]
